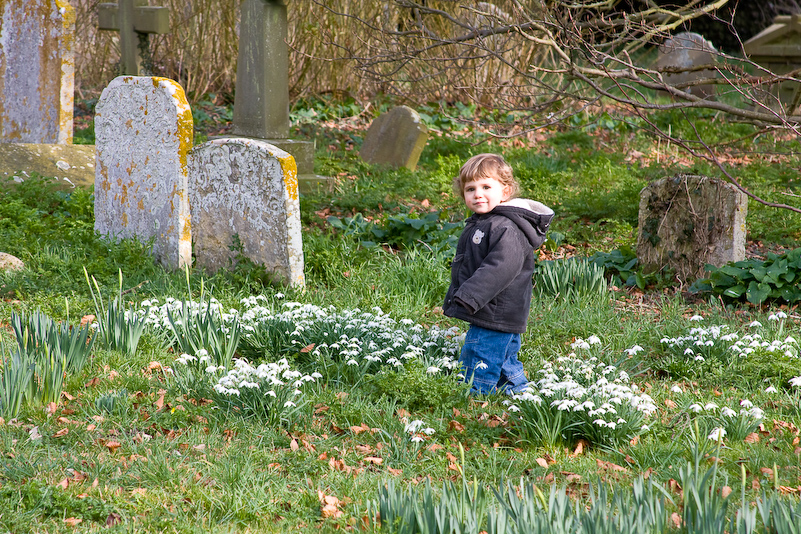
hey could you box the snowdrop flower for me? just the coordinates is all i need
[740,399,753,409]
[765,386,778,394]
[426,366,441,375]
[690,315,704,321]
[275,292,285,299]
[283,401,296,408]
[405,420,425,434]
[694,355,705,362]
[346,359,358,366]
[508,404,521,412]
[684,348,695,355]
[475,361,489,370]
[689,403,703,413]
[625,345,644,356]
[671,385,683,394]
[410,436,424,443]
[570,339,590,350]
[721,407,737,417]
[641,425,650,432]
[785,336,797,344]
[587,335,601,345]
[265,390,277,397]
[422,427,435,435]
[749,321,763,328]
[708,427,726,441]
[704,402,719,411]
[789,376,801,388]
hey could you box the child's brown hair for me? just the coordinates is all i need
[453,153,520,200]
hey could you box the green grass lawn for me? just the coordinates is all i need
[1,101,801,533]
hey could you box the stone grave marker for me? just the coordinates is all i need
[98,0,170,75]
[94,76,193,269]
[360,106,429,170]
[230,0,326,191]
[189,138,305,287]
[0,0,75,144]
[637,175,747,283]
[655,32,718,100]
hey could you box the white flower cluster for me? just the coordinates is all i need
[512,350,657,432]
[238,299,461,373]
[213,357,318,398]
[661,317,798,361]
[139,297,239,335]
[404,419,435,443]
[686,399,765,421]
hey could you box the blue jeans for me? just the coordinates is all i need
[459,325,528,395]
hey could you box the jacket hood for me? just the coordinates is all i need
[485,198,554,249]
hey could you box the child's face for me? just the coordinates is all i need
[463,175,510,214]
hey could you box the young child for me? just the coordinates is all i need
[443,153,554,395]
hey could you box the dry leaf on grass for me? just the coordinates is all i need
[63,517,82,527]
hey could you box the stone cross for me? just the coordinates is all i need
[231,0,320,189]
[98,0,169,75]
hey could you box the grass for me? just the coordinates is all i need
[1,100,801,532]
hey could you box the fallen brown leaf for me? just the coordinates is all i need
[744,433,760,444]
[448,420,465,432]
[53,428,69,438]
[63,517,82,527]
[535,458,549,468]
[364,456,383,465]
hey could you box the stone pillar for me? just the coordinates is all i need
[0,0,75,144]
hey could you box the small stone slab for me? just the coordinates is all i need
[0,0,75,144]
[0,252,24,272]
[189,138,305,287]
[655,32,717,100]
[0,143,94,188]
[94,76,194,270]
[637,175,747,282]
[360,106,428,170]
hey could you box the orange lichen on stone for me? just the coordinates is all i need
[276,154,298,202]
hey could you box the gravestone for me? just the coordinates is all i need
[189,138,305,287]
[743,15,801,113]
[655,32,718,100]
[637,175,747,283]
[360,106,429,170]
[94,76,193,269]
[0,0,75,144]
[97,0,170,75]
[230,0,326,191]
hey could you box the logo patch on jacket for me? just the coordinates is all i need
[472,229,485,245]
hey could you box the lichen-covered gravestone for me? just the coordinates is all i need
[0,0,75,144]
[637,175,747,283]
[189,138,305,287]
[360,106,429,170]
[94,76,193,269]
[655,32,718,100]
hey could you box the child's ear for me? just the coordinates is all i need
[503,185,512,200]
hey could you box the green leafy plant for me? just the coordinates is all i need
[588,247,670,290]
[85,268,146,356]
[0,345,35,419]
[95,388,129,416]
[10,309,94,375]
[534,257,608,301]
[691,248,801,305]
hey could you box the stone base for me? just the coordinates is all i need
[0,143,95,188]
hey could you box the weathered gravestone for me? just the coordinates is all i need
[0,0,75,144]
[94,76,193,269]
[360,106,429,170]
[189,138,305,287]
[637,175,747,283]
[655,32,718,100]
